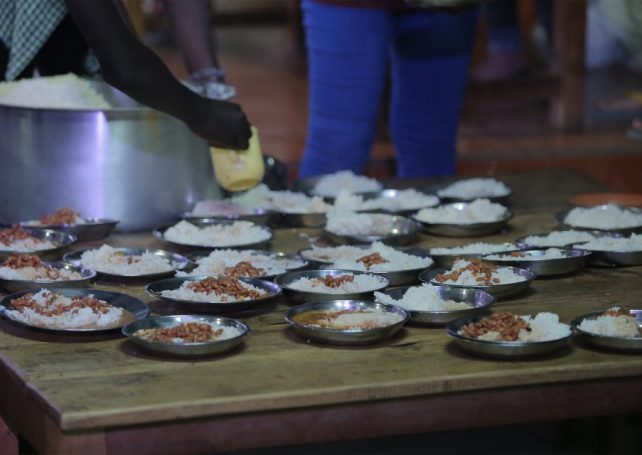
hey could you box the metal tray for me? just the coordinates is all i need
[428,242,519,268]
[0,288,149,334]
[482,248,591,276]
[186,250,309,279]
[0,261,96,293]
[275,269,390,305]
[419,266,536,299]
[375,285,495,325]
[153,219,273,251]
[323,215,420,246]
[0,227,76,261]
[572,310,642,352]
[21,219,119,243]
[556,205,642,235]
[285,300,409,346]
[446,315,571,358]
[64,247,192,283]
[146,275,282,313]
[122,315,250,357]
[413,203,512,237]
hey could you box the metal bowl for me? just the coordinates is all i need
[515,230,623,249]
[446,315,572,358]
[323,215,420,246]
[291,175,383,202]
[572,310,642,352]
[275,269,390,304]
[64,247,192,283]
[0,288,149,334]
[279,211,327,228]
[21,219,119,243]
[358,189,440,215]
[412,203,512,237]
[419,266,536,299]
[181,209,278,227]
[0,227,76,261]
[153,219,273,251]
[482,248,591,276]
[285,300,409,346]
[428,243,520,268]
[375,285,495,325]
[556,205,642,235]
[146,275,282,313]
[122,314,250,357]
[0,261,95,293]
[186,250,309,279]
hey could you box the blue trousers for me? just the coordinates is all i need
[299,0,478,178]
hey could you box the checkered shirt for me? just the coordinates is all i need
[0,0,67,80]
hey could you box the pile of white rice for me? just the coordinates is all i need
[573,233,642,252]
[187,200,256,217]
[334,189,439,212]
[231,184,331,213]
[437,178,510,199]
[0,74,112,110]
[564,204,642,230]
[463,312,571,342]
[288,273,386,293]
[301,245,373,263]
[485,248,569,261]
[329,242,432,272]
[178,249,305,277]
[79,244,173,275]
[325,210,397,236]
[0,238,57,252]
[415,199,508,224]
[577,307,640,338]
[520,230,601,247]
[0,264,83,281]
[374,283,472,311]
[430,242,517,256]
[296,309,404,330]
[161,279,266,302]
[438,258,525,286]
[311,170,383,198]
[163,220,271,247]
[5,289,124,329]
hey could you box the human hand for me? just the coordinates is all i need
[191,99,252,150]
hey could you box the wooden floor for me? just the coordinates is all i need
[154,23,642,192]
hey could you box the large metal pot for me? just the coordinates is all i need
[0,81,221,231]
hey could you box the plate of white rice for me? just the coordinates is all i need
[182,200,276,226]
[0,254,95,292]
[413,199,511,237]
[0,225,75,260]
[374,283,495,325]
[0,288,149,333]
[573,233,642,267]
[285,300,409,345]
[558,204,642,234]
[64,245,191,282]
[182,249,307,279]
[572,307,641,352]
[323,210,419,246]
[155,220,273,250]
[275,269,389,304]
[147,275,281,313]
[429,242,519,267]
[421,258,535,299]
[515,230,620,248]
[295,170,383,199]
[334,189,439,214]
[447,311,572,358]
[436,178,511,203]
[483,248,591,277]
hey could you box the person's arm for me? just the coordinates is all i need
[65,0,251,149]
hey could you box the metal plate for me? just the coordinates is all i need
[412,203,512,237]
[291,175,383,202]
[556,205,642,235]
[446,315,571,358]
[357,189,440,215]
[64,247,192,283]
[186,250,309,279]
[572,310,642,352]
[581,249,642,267]
[153,219,273,251]
[482,249,591,276]
[0,288,149,334]
[0,227,76,261]
[146,275,282,313]
[375,285,495,325]
[181,209,278,227]
[428,243,519,268]
[21,219,119,242]
[323,215,420,246]
[419,266,536,300]
[0,261,96,293]
[122,314,250,357]
[515,230,623,249]
[275,269,390,305]
[285,300,409,346]
[429,180,512,205]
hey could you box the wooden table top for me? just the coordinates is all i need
[1,169,641,442]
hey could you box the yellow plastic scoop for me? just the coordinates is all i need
[210,126,265,192]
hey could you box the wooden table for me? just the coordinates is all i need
[1,169,641,454]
